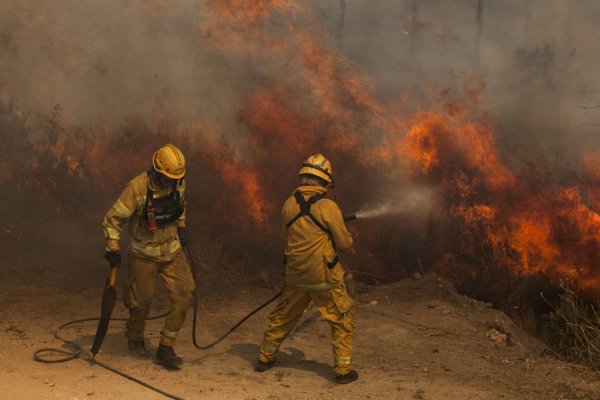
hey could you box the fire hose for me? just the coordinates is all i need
[186,245,282,350]
[33,213,359,399]
[32,311,183,398]
[32,247,282,400]
[188,212,358,349]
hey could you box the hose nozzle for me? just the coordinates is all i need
[343,213,357,222]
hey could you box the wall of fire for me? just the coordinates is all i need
[0,1,598,305]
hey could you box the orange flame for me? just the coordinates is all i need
[405,103,600,292]
[217,160,269,224]
[2,0,598,297]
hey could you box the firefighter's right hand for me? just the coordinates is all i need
[177,227,188,247]
[104,251,121,268]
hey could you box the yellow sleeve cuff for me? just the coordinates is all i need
[105,239,120,253]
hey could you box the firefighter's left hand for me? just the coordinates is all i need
[177,227,188,247]
[104,251,121,268]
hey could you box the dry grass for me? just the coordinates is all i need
[543,281,600,369]
[189,228,232,272]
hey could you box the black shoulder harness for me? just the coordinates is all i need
[286,192,330,232]
[285,192,338,269]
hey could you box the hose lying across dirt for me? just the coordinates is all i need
[32,245,283,400]
[31,244,379,398]
[32,311,187,399]
[186,246,282,350]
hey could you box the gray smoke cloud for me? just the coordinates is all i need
[0,1,250,134]
[312,0,600,161]
[1,0,598,161]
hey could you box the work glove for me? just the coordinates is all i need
[104,251,121,268]
[177,227,188,247]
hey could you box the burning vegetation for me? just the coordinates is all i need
[1,0,599,367]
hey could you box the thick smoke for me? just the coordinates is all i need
[0,1,250,139]
[2,0,599,156]
[1,0,599,299]
[311,0,600,159]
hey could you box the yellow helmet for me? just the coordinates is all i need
[298,153,333,184]
[152,144,185,179]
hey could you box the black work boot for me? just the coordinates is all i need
[127,339,147,357]
[156,343,183,371]
[254,358,275,372]
[335,369,359,384]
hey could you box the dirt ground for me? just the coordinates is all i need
[0,207,598,400]
[1,267,599,400]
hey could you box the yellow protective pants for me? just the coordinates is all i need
[259,284,355,375]
[123,251,195,347]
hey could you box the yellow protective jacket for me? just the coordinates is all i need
[282,185,353,290]
[102,172,186,262]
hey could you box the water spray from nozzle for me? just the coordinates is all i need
[343,186,433,222]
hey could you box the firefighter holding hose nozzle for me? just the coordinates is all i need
[255,153,358,384]
[102,144,195,371]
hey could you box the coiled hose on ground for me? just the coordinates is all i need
[33,245,282,400]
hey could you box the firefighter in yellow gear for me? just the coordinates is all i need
[256,153,359,384]
[102,144,195,371]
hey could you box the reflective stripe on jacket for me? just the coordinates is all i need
[102,172,186,262]
[282,185,353,290]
